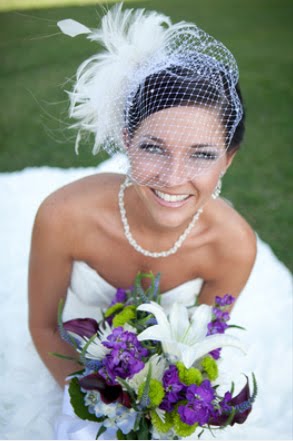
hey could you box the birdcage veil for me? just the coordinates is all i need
[58,3,243,187]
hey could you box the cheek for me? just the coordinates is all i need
[191,171,220,194]
[128,149,168,185]
[190,158,223,186]
[129,153,155,185]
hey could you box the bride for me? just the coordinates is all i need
[1,4,292,440]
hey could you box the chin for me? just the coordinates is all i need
[150,192,198,229]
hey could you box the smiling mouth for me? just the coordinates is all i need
[152,189,191,202]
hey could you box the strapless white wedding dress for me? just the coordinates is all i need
[0,155,292,440]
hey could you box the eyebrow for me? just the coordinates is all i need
[142,135,218,149]
[142,135,164,145]
[190,143,219,149]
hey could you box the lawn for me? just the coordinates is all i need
[0,0,292,270]
[0,0,119,12]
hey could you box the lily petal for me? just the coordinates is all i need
[137,302,170,331]
[183,334,246,368]
[187,304,212,344]
[169,303,189,341]
[137,325,167,342]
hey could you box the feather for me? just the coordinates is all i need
[65,3,174,153]
[57,19,91,38]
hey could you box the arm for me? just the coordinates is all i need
[28,195,81,388]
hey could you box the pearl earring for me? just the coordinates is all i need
[212,172,225,199]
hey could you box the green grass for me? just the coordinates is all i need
[0,0,120,12]
[0,0,292,270]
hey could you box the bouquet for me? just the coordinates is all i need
[57,272,257,439]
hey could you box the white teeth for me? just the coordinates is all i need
[154,189,189,202]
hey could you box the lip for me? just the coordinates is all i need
[150,188,192,208]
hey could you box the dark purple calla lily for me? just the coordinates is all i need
[63,318,99,338]
[79,373,131,408]
[209,377,253,426]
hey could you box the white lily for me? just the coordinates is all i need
[137,302,245,368]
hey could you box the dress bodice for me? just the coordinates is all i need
[63,261,204,321]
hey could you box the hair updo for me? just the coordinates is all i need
[126,65,245,152]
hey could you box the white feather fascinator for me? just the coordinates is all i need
[58,4,172,154]
[58,3,242,183]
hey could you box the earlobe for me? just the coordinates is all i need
[225,149,237,170]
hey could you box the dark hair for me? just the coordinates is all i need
[126,66,245,152]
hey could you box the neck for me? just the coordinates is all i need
[118,177,203,258]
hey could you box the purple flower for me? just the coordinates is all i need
[215,294,235,307]
[178,380,215,426]
[186,380,215,403]
[208,378,254,426]
[179,400,210,426]
[219,391,233,413]
[101,349,145,382]
[209,348,221,360]
[99,327,148,382]
[206,297,234,360]
[110,288,127,306]
[207,318,228,360]
[208,319,228,335]
[63,318,99,338]
[103,327,148,355]
[160,365,185,411]
[212,307,230,321]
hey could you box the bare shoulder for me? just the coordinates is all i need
[215,200,256,272]
[215,199,256,264]
[33,172,124,249]
[197,199,257,303]
[201,198,256,282]
[36,172,123,221]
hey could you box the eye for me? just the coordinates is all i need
[191,150,219,160]
[138,143,165,155]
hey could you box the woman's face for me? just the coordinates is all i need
[126,106,235,229]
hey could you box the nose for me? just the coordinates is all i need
[160,155,189,187]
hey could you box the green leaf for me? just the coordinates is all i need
[80,332,99,359]
[69,377,104,423]
[117,429,127,440]
[133,414,142,432]
[125,432,134,440]
[251,372,258,402]
[96,425,107,440]
[139,364,152,408]
[136,282,149,304]
[151,272,161,301]
[133,272,159,305]
[228,324,246,331]
[230,381,235,396]
[67,368,86,377]
[222,407,236,428]
[137,418,150,439]
[198,429,205,438]
[48,352,80,362]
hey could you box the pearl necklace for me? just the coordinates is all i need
[118,177,203,258]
